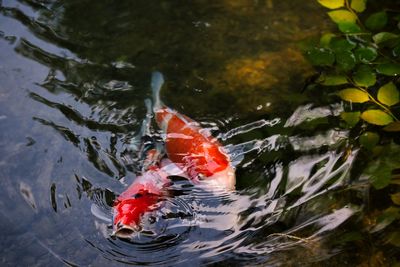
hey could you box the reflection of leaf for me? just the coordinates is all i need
[317,73,348,85]
[340,111,360,126]
[350,0,366,13]
[353,65,376,87]
[377,82,399,106]
[383,122,400,132]
[364,143,400,190]
[338,88,369,103]
[376,63,400,76]
[317,0,344,9]
[373,32,399,45]
[354,46,377,63]
[306,48,335,66]
[361,110,394,125]
[359,131,379,150]
[366,11,388,31]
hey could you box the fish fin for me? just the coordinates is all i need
[151,71,164,111]
[91,204,112,223]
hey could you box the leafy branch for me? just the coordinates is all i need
[307,0,400,133]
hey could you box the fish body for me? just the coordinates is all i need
[152,72,236,189]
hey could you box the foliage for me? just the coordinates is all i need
[306,0,400,190]
[307,0,400,132]
[363,142,400,189]
[306,2,400,256]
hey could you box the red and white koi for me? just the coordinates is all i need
[112,72,235,238]
[112,147,171,238]
[151,72,236,189]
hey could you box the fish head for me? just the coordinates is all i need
[112,170,168,239]
[112,189,159,239]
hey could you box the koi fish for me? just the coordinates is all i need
[151,72,235,189]
[112,72,236,238]
[112,145,170,238]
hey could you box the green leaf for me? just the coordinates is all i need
[320,33,336,48]
[371,206,400,232]
[361,110,394,125]
[370,166,393,190]
[317,0,345,9]
[338,88,369,103]
[338,22,362,33]
[351,0,366,13]
[366,11,388,31]
[372,145,384,157]
[353,65,376,87]
[328,10,357,24]
[376,63,400,76]
[340,111,360,126]
[391,192,400,205]
[330,38,357,51]
[336,50,356,71]
[317,73,348,85]
[383,121,400,132]
[387,231,400,247]
[354,46,377,63]
[364,144,400,190]
[306,48,335,66]
[373,32,399,45]
[328,10,361,33]
[393,45,400,57]
[359,131,380,150]
[377,82,399,106]
[333,232,364,245]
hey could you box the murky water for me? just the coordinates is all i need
[0,1,388,266]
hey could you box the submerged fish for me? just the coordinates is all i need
[112,72,235,238]
[151,72,236,189]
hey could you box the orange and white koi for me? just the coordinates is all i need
[112,72,235,238]
[151,72,235,189]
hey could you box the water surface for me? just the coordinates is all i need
[0,1,379,266]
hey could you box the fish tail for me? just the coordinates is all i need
[151,71,164,112]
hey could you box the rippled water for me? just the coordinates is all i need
[0,1,374,266]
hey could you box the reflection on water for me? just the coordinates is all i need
[0,0,374,266]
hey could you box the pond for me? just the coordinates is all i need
[0,0,399,266]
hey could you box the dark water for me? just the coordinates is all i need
[0,1,390,266]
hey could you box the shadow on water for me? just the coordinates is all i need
[0,0,384,266]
